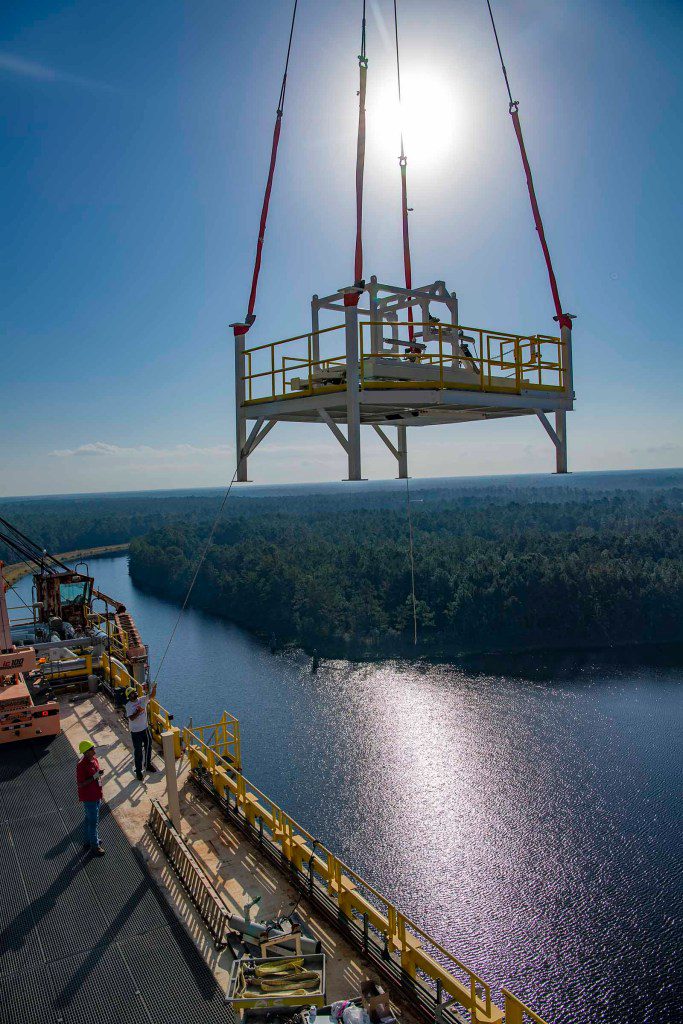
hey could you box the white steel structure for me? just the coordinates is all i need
[234,276,574,481]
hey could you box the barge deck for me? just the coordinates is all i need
[0,693,427,1024]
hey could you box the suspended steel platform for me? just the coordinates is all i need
[234,277,574,481]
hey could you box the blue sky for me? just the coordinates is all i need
[1,0,681,496]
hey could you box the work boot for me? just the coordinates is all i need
[92,846,105,856]
[147,762,161,773]
[135,770,144,781]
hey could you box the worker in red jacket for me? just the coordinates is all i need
[76,738,105,856]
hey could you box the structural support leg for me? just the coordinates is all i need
[554,410,568,473]
[536,409,568,474]
[372,424,408,479]
[234,331,248,481]
[319,409,349,454]
[397,425,408,479]
[344,304,362,480]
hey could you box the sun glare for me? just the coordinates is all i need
[369,67,461,172]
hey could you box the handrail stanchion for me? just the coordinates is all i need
[162,730,181,831]
[308,334,312,394]
[439,324,444,388]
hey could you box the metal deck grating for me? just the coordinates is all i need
[11,811,111,959]
[0,964,54,1024]
[0,823,43,977]
[0,756,60,822]
[0,734,236,1024]
[47,945,149,1024]
[120,924,232,1024]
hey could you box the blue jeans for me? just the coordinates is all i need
[83,800,101,848]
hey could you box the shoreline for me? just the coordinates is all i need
[3,542,130,586]
[128,569,683,672]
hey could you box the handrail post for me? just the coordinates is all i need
[235,330,248,481]
[561,321,573,398]
[311,294,320,361]
[501,990,525,1024]
[438,324,444,388]
[162,730,181,831]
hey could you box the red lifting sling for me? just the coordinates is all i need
[232,1,298,338]
[485,0,572,332]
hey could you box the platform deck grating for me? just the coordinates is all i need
[0,733,235,1024]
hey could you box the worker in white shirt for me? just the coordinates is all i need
[124,682,160,781]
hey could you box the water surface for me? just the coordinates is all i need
[14,555,681,1024]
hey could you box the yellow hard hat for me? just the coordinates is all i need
[78,739,94,754]
[125,686,137,699]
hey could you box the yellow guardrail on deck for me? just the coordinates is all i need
[182,718,515,1024]
[243,324,346,403]
[100,652,182,758]
[241,321,565,406]
[501,990,550,1024]
[359,323,564,396]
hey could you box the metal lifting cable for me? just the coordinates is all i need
[484,0,572,332]
[393,0,414,342]
[233,0,298,338]
[405,477,418,646]
[152,460,242,685]
[346,0,368,307]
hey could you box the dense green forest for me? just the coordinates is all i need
[127,479,683,657]
[3,473,681,658]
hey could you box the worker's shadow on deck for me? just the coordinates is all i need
[0,844,88,960]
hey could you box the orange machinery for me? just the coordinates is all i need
[0,564,61,744]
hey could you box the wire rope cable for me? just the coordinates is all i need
[152,459,243,686]
[393,0,406,159]
[405,477,418,646]
[392,0,414,341]
[349,0,369,297]
[485,0,515,108]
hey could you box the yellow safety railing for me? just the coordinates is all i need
[188,711,241,770]
[89,610,129,661]
[182,717,505,1024]
[360,323,565,396]
[241,321,565,405]
[100,652,182,758]
[243,324,346,404]
[501,990,550,1024]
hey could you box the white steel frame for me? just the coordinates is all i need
[234,276,574,482]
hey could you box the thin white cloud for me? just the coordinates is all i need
[0,52,113,91]
[50,441,233,460]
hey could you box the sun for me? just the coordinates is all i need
[368,66,461,173]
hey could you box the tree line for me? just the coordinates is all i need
[127,484,683,657]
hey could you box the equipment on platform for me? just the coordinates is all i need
[227,953,327,1010]
[231,1,574,482]
[228,895,322,959]
[0,562,60,744]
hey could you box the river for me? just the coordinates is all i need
[14,554,681,1024]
